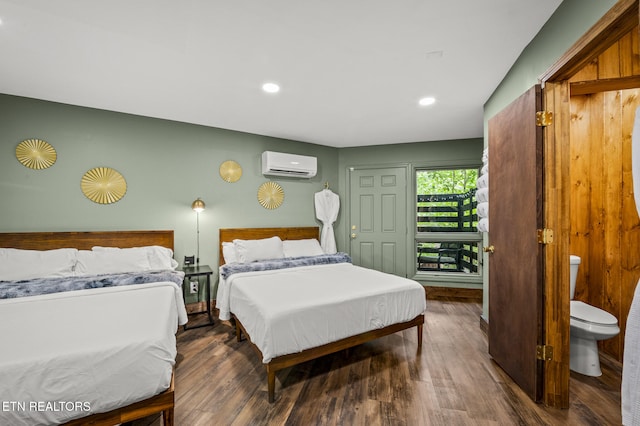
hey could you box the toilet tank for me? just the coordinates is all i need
[570,255,581,299]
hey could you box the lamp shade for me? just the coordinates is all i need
[191,198,205,212]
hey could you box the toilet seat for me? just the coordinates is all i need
[570,300,620,341]
[570,300,618,326]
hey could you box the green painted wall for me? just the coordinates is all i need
[338,139,482,169]
[481,0,618,319]
[0,94,339,288]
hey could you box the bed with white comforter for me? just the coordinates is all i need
[218,258,426,363]
[217,229,426,403]
[0,231,187,425]
[0,281,187,425]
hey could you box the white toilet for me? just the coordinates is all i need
[570,255,620,376]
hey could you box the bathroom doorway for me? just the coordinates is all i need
[568,87,640,361]
[487,0,640,408]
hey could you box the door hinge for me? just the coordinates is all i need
[537,344,553,361]
[536,111,553,127]
[537,228,554,244]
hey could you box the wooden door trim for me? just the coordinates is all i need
[541,81,571,408]
[538,0,640,409]
[540,0,638,82]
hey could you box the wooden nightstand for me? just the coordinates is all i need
[182,264,214,330]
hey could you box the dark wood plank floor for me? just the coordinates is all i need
[153,298,621,425]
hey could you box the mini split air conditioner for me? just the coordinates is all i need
[261,151,317,178]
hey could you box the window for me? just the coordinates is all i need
[415,168,482,276]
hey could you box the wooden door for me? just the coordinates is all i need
[348,167,407,276]
[488,85,544,401]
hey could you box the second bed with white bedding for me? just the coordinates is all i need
[219,261,426,363]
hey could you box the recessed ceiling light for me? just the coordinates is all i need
[418,96,436,106]
[262,82,280,94]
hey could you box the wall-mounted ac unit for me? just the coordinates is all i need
[261,151,317,178]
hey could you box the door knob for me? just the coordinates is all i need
[351,233,357,239]
[483,245,495,253]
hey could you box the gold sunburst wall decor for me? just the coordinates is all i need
[81,167,127,204]
[257,181,284,209]
[15,138,57,169]
[219,160,242,183]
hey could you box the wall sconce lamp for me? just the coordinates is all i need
[191,198,205,264]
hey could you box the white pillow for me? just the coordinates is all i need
[92,246,179,270]
[222,242,239,264]
[0,248,78,281]
[233,236,284,263]
[76,249,151,276]
[283,239,324,257]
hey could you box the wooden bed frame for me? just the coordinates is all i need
[0,230,176,426]
[0,230,174,251]
[219,226,425,403]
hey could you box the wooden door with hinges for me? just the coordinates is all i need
[487,85,545,402]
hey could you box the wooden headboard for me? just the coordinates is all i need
[0,230,175,251]
[219,227,320,265]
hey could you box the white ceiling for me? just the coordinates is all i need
[0,0,562,148]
